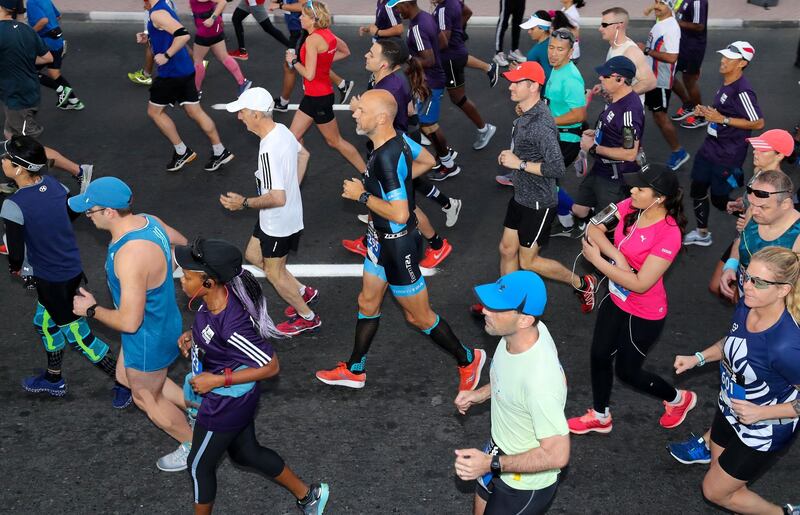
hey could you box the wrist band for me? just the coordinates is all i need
[224,368,233,387]
[722,257,739,272]
[694,352,706,367]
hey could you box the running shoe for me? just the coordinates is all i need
[550,221,579,238]
[22,371,67,397]
[298,483,330,515]
[492,52,509,67]
[487,62,499,88]
[575,274,597,314]
[0,243,7,255]
[660,390,697,429]
[59,99,85,111]
[127,69,152,85]
[508,49,527,62]
[56,86,73,107]
[458,348,486,391]
[76,164,93,194]
[473,123,497,150]
[284,286,320,318]
[469,303,484,316]
[337,79,355,104]
[419,134,432,146]
[342,237,367,258]
[784,504,800,515]
[166,148,197,172]
[203,148,234,172]
[495,173,513,186]
[680,115,708,129]
[667,433,710,464]
[442,198,462,227]
[316,362,366,389]
[667,149,690,171]
[357,214,369,224]
[670,104,694,121]
[0,180,18,194]
[156,442,191,472]
[683,229,713,247]
[276,314,322,336]
[429,163,461,182]
[568,409,613,434]
[238,78,253,96]
[420,239,452,268]
[228,48,248,60]
[112,384,133,409]
[273,97,289,112]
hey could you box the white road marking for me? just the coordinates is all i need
[174,264,438,279]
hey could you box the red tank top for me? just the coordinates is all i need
[300,28,336,97]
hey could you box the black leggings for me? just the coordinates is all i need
[590,300,677,413]
[188,420,285,504]
[494,0,525,53]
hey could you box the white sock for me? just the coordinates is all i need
[212,143,225,156]
[593,409,609,421]
[558,214,574,228]
[477,125,488,133]
[174,142,187,155]
[668,390,683,405]
[440,151,455,168]
[337,79,346,89]
[280,96,289,105]
[300,310,315,321]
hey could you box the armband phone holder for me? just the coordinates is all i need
[590,203,618,226]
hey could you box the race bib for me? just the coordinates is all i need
[366,223,381,265]
[707,122,718,138]
[609,279,631,302]
[719,360,746,408]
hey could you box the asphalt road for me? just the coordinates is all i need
[1,20,799,514]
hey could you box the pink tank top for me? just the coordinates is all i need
[190,0,223,38]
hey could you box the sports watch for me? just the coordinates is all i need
[518,160,527,171]
[490,454,502,475]
[358,192,372,205]
[86,304,98,319]
[722,117,730,126]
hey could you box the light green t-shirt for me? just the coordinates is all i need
[490,322,568,491]
[544,61,586,143]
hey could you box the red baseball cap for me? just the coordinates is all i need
[503,62,546,85]
[747,129,794,157]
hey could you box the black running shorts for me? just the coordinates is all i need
[299,93,335,124]
[710,409,778,482]
[677,50,703,75]
[444,55,467,89]
[253,223,301,259]
[149,74,200,107]
[644,87,672,113]
[194,32,226,47]
[558,140,581,167]
[476,475,559,515]
[35,272,85,326]
[503,198,556,249]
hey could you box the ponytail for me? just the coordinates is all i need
[750,246,800,321]
[228,269,287,340]
[405,57,431,101]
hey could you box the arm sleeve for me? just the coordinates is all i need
[3,219,25,272]
[222,319,275,369]
[615,197,633,218]
[410,24,428,52]
[25,1,46,27]
[664,26,681,54]
[737,90,762,122]
[696,0,707,24]
[436,6,447,31]
[54,4,61,18]
[257,150,286,192]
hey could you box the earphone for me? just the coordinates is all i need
[202,278,212,289]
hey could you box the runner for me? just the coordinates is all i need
[174,238,329,514]
[1,136,131,408]
[68,177,195,472]
[454,271,569,515]
[389,0,461,181]
[639,0,689,171]
[144,0,234,172]
[559,0,583,63]
[567,164,697,434]
[597,7,656,99]
[684,41,764,247]
[129,11,154,86]
[189,0,252,96]
[492,0,526,67]
[519,11,552,79]
[433,0,497,151]
[358,0,403,40]
[670,0,709,130]
[26,0,84,110]
[672,246,800,515]
[216,88,320,336]
[315,90,485,392]
[227,0,292,60]
[286,0,365,179]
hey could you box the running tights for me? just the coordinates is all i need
[188,420,286,504]
[590,300,677,413]
[232,7,291,50]
[494,0,525,53]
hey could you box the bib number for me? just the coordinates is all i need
[366,223,381,265]
[719,360,746,407]
[609,279,631,302]
[707,122,719,138]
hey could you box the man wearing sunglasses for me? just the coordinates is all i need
[597,7,655,101]
[68,177,196,473]
[684,41,764,247]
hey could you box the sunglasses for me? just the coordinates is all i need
[551,29,574,41]
[600,21,622,28]
[305,0,318,19]
[746,185,790,199]
[742,271,790,289]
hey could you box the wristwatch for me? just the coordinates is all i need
[722,117,731,126]
[291,57,300,67]
[358,192,372,205]
[164,51,171,60]
[643,47,650,56]
[86,303,98,319]
[518,160,527,171]
[490,454,502,475]
[242,198,249,209]
[588,144,598,156]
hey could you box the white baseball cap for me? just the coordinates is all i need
[520,15,551,30]
[216,87,274,113]
[717,41,755,62]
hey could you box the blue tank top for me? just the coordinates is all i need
[105,215,182,348]
[147,0,194,78]
[739,218,800,269]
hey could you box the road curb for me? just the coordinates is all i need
[60,11,800,28]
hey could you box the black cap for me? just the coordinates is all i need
[595,56,636,80]
[175,239,242,283]
[624,163,679,197]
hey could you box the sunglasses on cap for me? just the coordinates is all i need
[746,185,790,199]
[742,271,790,289]
[600,21,622,28]
[305,0,318,19]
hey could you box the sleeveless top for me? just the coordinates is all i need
[300,27,336,97]
[606,38,644,101]
[736,217,800,295]
[147,0,194,78]
[189,0,223,38]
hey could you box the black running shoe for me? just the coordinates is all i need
[487,62,499,88]
[203,148,234,172]
[337,80,355,104]
[273,97,289,112]
[166,148,197,172]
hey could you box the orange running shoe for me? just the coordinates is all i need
[568,409,613,434]
[458,348,486,391]
[315,362,366,389]
[420,239,452,268]
[342,237,367,258]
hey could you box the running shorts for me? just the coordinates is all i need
[644,87,672,113]
[194,32,226,47]
[690,153,743,198]
[299,93,335,124]
[149,74,200,107]
[416,88,444,125]
[444,55,467,89]
[3,106,44,138]
[573,173,628,210]
[503,198,556,249]
[253,223,301,258]
[677,50,704,75]
[710,409,778,482]
[476,475,559,515]
[35,272,85,326]
[363,229,426,297]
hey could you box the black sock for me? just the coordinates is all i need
[426,316,471,366]
[415,179,449,209]
[259,19,292,47]
[427,234,443,251]
[46,350,64,382]
[694,195,710,229]
[347,315,380,373]
[94,354,117,379]
[55,75,71,89]
[38,74,59,90]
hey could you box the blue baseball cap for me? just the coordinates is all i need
[386,0,414,7]
[595,56,636,80]
[68,177,132,212]
[474,271,547,316]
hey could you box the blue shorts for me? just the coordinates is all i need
[691,153,743,197]
[122,331,180,372]
[416,88,444,125]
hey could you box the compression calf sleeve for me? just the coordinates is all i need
[423,316,471,366]
[347,313,381,373]
[222,57,245,85]
[194,63,206,91]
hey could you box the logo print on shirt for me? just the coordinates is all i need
[606,111,615,123]
[731,322,738,333]
[201,324,215,344]
[39,185,47,192]
[720,93,728,104]
[640,235,646,243]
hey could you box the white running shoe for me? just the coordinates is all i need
[473,124,496,150]
[508,49,527,62]
[493,52,509,67]
[357,214,369,224]
[420,134,431,146]
[156,442,191,472]
[683,229,713,247]
[442,198,462,227]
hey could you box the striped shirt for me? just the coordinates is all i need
[407,10,446,90]
[255,123,303,237]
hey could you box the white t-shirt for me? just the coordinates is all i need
[562,5,581,59]
[645,16,680,89]
[255,123,303,237]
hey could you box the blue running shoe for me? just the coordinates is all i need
[238,78,253,96]
[298,483,329,514]
[667,433,710,464]
[667,148,690,171]
[112,384,133,409]
[22,371,67,397]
